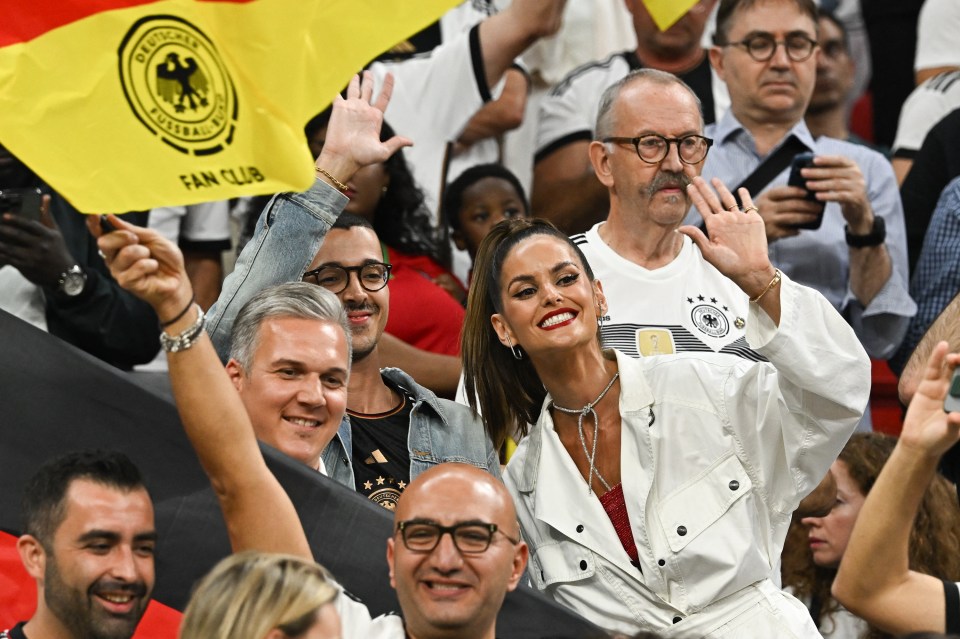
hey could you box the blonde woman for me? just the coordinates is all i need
[181,551,339,639]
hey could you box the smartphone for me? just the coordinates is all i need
[0,187,42,222]
[945,367,960,413]
[786,152,826,230]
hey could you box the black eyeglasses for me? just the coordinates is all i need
[723,33,818,62]
[302,262,391,294]
[396,520,519,554]
[602,134,713,165]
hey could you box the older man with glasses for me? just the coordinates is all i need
[572,67,769,366]
[695,0,913,407]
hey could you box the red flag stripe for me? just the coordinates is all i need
[0,0,253,47]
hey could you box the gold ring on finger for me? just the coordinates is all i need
[743,205,759,214]
[727,204,740,212]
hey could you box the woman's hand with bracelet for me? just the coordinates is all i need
[314,71,412,190]
[86,214,194,327]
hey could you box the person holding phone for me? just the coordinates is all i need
[0,144,159,369]
[696,0,914,375]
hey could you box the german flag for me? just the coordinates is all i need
[0,310,605,638]
[0,0,456,213]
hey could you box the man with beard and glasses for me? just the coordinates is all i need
[205,73,500,510]
[6,450,155,639]
[570,68,766,364]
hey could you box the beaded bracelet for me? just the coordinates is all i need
[159,305,206,353]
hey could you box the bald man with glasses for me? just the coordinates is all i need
[695,0,913,394]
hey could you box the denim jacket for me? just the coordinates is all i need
[206,178,500,489]
[323,367,501,487]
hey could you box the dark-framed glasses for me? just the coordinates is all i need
[602,134,713,165]
[302,262,391,294]
[724,33,818,62]
[396,520,519,554]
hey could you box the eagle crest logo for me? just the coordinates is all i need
[690,303,730,339]
[118,15,238,155]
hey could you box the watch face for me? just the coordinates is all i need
[60,268,86,296]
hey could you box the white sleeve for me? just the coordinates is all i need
[732,275,871,513]
[534,56,624,161]
[891,81,957,155]
[334,585,406,639]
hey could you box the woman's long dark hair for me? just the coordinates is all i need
[304,109,448,266]
[782,433,960,639]
[461,217,596,448]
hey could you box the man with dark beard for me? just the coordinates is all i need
[6,450,155,639]
[570,68,766,364]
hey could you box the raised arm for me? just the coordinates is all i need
[90,214,314,560]
[477,0,565,90]
[900,291,960,404]
[833,342,960,634]
[206,72,410,360]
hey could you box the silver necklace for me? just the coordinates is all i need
[552,372,619,495]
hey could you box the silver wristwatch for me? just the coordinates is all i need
[57,265,87,297]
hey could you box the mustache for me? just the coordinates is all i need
[645,171,692,196]
[90,579,149,600]
[342,301,379,314]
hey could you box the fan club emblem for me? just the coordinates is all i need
[118,15,238,155]
[690,303,730,338]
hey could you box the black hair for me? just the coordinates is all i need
[21,450,145,548]
[817,9,849,50]
[332,212,375,232]
[443,163,529,233]
[303,109,446,266]
[714,0,819,45]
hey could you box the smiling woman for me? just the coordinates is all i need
[460,177,874,637]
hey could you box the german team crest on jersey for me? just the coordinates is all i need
[690,302,730,338]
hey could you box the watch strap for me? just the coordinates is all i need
[845,216,886,248]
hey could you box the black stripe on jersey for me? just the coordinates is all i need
[929,71,960,93]
[535,130,593,164]
[549,51,631,96]
[600,323,766,362]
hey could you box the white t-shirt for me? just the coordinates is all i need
[334,584,405,638]
[574,224,764,363]
[372,25,497,221]
[892,71,960,157]
[915,0,960,73]
[0,266,46,330]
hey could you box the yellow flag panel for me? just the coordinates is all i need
[0,0,456,212]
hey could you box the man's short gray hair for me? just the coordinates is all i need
[229,282,352,372]
[594,68,705,140]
